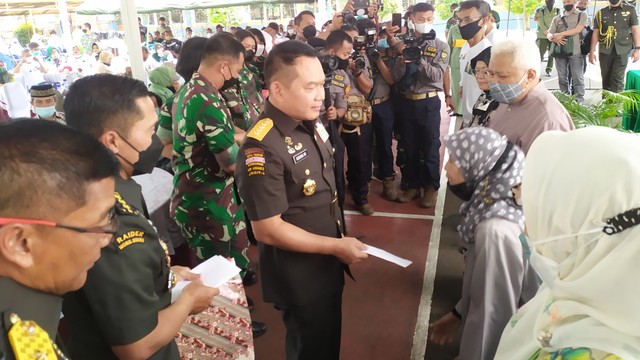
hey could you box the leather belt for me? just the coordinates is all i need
[404,91,438,100]
[371,95,390,105]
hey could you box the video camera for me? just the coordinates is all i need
[320,54,341,75]
[400,29,436,63]
[352,27,378,69]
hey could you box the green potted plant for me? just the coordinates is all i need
[553,90,640,131]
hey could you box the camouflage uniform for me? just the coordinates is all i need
[171,72,248,269]
[156,93,174,144]
[220,65,264,131]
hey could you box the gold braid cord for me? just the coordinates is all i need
[598,10,617,48]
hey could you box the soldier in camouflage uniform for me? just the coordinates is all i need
[221,30,265,131]
[170,35,250,270]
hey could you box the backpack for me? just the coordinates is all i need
[581,23,593,55]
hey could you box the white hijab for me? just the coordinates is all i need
[495,127,640,359]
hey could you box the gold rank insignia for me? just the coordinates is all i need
[284,136,293,145]
[8,314,58,360]
[303,179,316,196]
[247,118,274,141]
[114,192,137,216]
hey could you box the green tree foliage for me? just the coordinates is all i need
[506,0,542,29]
[14,22,34,47]
[378,0,402,21]
[208,8,241,27]
[435,0,460,21]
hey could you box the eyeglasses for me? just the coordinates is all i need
[472,69,494,79]
[457,16,483,26]
[0,208,119,237]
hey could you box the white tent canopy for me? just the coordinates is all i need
[76,0,311,14]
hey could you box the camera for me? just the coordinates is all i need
[342,11,358,27]
[353,27,378,67]
[401,29,436,63]
[320,54,340,74]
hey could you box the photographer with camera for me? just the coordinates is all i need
[386,2,450,208]
[340,25,375,216]
[356,19,399,202]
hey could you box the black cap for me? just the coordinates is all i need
[30,83,55,98]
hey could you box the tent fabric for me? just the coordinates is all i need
[75,0,312,14]
[0,0,84,15]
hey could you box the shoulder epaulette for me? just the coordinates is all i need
[247,118,274,141]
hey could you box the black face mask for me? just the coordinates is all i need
[448,182,475,201]
[576,6,587,10]
[82,29,87,33]
[118,133,163,175]
[245,50,255,62]
[609,0,620,4]
[302,25,317,39]
[337,57,350,70]
[220,68,239,92]
[564,4,574,11]
[459,19,483,41]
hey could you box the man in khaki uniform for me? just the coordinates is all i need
[535,0,561,76]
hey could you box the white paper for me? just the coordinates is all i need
[364,245,413,268]
[171,255,241,302]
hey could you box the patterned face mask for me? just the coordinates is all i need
[489,72,528,104]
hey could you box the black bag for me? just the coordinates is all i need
[581,24,593,55]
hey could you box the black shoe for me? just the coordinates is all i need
[242,268,258,287]
[546,69,552,77]
[252,321,267,338]
[247,296,254,312]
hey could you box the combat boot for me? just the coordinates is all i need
[397,188,419,203]
[421,186,438,208]
[382,177,397,201]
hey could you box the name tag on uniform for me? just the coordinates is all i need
[334,74,345,81]
[293,149,308,164]
[331,79,346,88]
[315,122,330,143]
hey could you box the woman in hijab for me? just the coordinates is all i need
[470,47,500,128]
[94,50,116,75]
[429,127,539,360]
[148,65,175,105]
[495,127,640,360]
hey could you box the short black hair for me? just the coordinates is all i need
[264,40,318,87]
[28,42,39,51]
[459,1,491,17]
[356,18,376,36]
[413,2,436,13]
[201,33,245,65]
[0,120,119,219]
[294,10,315,26]
[84,22,91,29]
[186,27,192,32]
[216,24,224,29]
[450,3,459,10]
[64,74,150,139]
[234,29,256,44]
[268,22,279,31]
[50,30,57,35]
[159,16,166,21]
[326,30,353,51]
[340,25,359,34]
[141,46,149,54]
[176,37,207,82]
[248,28,266,45]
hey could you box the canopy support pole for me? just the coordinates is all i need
[120,0,145,81]
[56,0,73,51]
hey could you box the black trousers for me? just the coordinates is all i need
[277,287,343,360]
[399,96,442,190]
[341,122,374,206]
[372,100,395,180]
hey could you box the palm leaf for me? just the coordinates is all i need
[552,90,639,130]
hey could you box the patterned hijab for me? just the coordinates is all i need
[444,127,525,244]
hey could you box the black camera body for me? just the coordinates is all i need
[401,29,436,63]
[352,27,378,68]
[342,11,358,27]
[320,54,341,74]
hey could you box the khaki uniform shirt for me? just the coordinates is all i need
[535,6,561,38]
[235,101,344,306]
[392,35,449,94]
[549,11,589,56]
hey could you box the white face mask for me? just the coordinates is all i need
[522,227,603,288]
[408,22,415,31]
[414,22,433,34]
[256,44,265,57]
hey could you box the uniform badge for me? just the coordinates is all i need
[287,146,296,154]
[284,136,293,145]
[247,118,274,141]
[334,74,345,81]
[294,143,302,151]
[303,179,317,196]
[293,149,309,164]
[315,122,330,143]
[8,314,57,360]
[245,148,266,176]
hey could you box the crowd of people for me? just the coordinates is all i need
[1,0,639,359]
